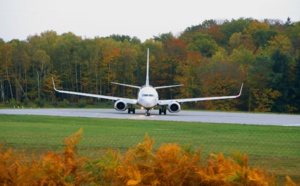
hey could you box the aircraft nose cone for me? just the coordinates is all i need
[143,98,157,108]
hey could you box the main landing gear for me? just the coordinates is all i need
[159,106,167,115]
[127,106,166,116]
[128,105,135,114]
[145,107,166,116]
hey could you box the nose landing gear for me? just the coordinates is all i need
[145,109,151,116]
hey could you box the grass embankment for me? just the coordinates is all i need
[0,115,299,183]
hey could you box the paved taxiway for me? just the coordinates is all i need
[1,109,300,126]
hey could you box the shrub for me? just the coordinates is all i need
[78,99,87,108]
[57,99,69,108]
[0,130,299,185]
[96,135,278,186]
[0,129,90,185]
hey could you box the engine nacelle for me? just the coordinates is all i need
[114,100,127,111]
[167,102,181,113]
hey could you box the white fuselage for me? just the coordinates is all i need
[137,86,159,109]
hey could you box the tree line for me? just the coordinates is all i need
[0,18,300,113]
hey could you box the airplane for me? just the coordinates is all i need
[52,49,243,116]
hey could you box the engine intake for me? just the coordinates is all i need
[114,100,127,111]
[168,102,181,113]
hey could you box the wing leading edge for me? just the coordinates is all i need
[52,77,137,105]
[158,83,243,105]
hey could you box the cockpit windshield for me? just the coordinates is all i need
[142,94,154,97]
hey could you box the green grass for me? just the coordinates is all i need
[0,114,299,182]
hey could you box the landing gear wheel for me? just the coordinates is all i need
[128,107,135,114]
[145,109,150,116]
[159,107,167,115]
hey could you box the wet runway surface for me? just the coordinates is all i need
[1,108,300,126]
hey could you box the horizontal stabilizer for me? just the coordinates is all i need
[111,82,141,89]
[155,84,184,89]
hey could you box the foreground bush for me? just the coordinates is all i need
[0,129,298,185]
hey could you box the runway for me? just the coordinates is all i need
[1,108,300,126]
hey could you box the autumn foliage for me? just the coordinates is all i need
[1,18,300,113]
[0,129,298,185]
[0,129,90,185]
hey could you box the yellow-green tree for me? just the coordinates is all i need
[268,34,293,55]
[176,52,202,98]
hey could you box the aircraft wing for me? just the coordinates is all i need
[158,83,243,105]
[52,78,137,105]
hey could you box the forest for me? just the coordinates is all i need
[0,18,300,113]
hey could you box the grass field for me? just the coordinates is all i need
[0,114,299,183]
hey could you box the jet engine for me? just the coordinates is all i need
[114,100,127,111]
[167,102,181,113]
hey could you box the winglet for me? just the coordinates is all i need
[237,83,243,97]
[52,77,57,91]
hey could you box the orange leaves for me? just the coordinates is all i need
[198,153,234,185]
[126,168,142,185]
[285,176,298,186]
[101,38,121,63]
[154,143,194,185]
[197,152,276,186]
[206,25,225,44]
[113,135,157,185]
[0,128,89,185]
[0,132,296,185]
[97,135,278,186]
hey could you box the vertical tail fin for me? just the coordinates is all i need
[146,48,150,87]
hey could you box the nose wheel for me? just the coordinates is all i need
[145,109,151,116]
